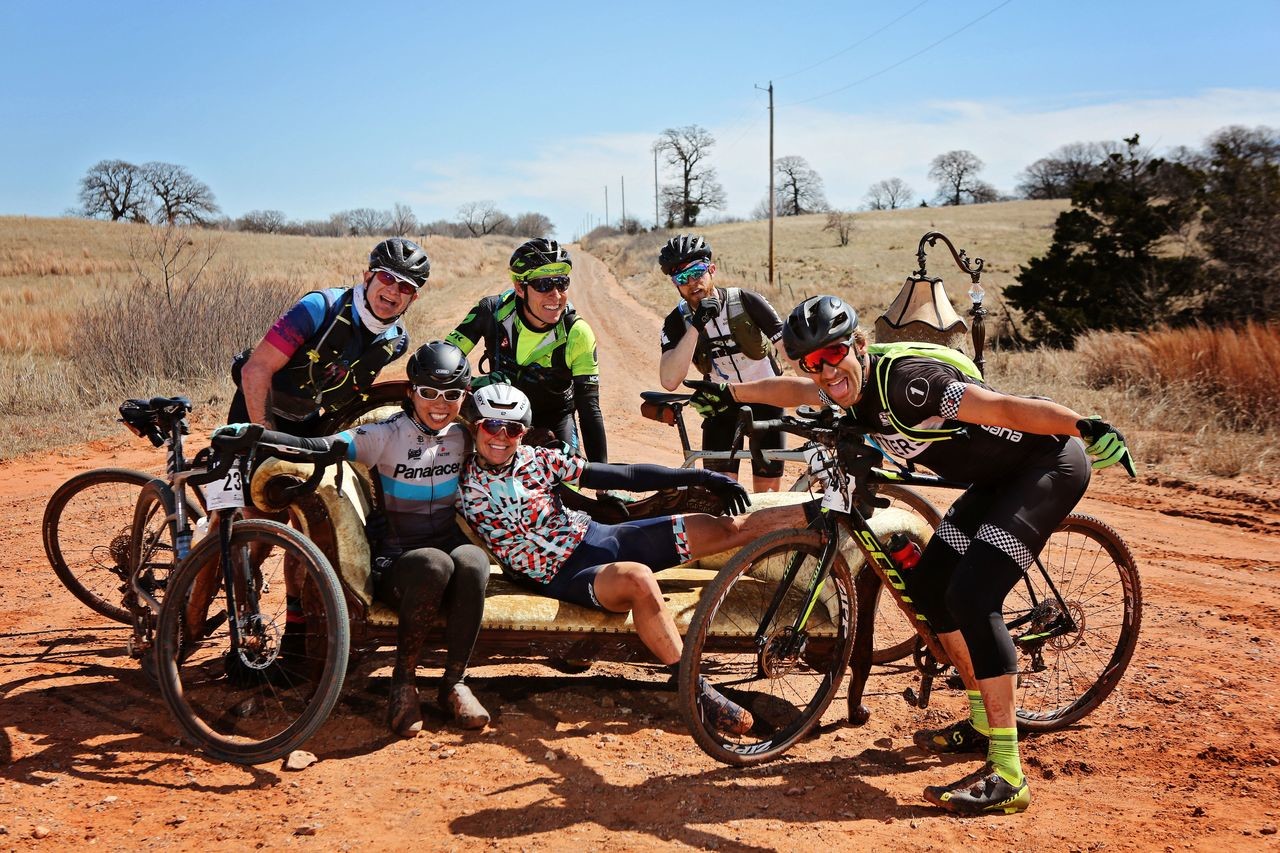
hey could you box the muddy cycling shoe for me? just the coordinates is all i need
[438,682,490,730]
[914,719,989,754]
[924,762,1031,816]
[387,683,424,738]
[697,677,754,736]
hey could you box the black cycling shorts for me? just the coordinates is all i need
[702,402,785,479]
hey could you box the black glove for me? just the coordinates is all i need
[365,509,390,545]
[703,471,752,517]
[683,379,733,418]
[690,297,721,329]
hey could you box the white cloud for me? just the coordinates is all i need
[403,88,1280,235]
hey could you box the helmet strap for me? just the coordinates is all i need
[515,294,555,333]
[353,282,400,334]
[404,404,439,436]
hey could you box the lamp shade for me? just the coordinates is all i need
[875,275,968,348]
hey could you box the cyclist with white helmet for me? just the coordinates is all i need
[688,295,1136,816]
[658,234,787,492]
[216,341,492,738]
[459,384,808,736]
[447,238,607,462]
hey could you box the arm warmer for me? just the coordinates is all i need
[578,462,712,492]
[573,377,609,463]
[257,429,344,456]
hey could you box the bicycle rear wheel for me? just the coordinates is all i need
[679,528,855,766]
[316,381,408,433]
[869,485,941,665]
[43,468,154,622]
[130,479,204,612]
[1011,513,1142,732]
[155,519,349,764]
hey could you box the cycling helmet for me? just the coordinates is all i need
[509,238,571,281]
[369,238,431,286]
[406,341,471,390]
[658,234,713,275]
[782,295,858,360]
[470,383,532,426]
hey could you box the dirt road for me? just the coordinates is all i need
[2,251,1278,850]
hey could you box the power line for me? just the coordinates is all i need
[785,0,1016,107]
[775,0,931,82]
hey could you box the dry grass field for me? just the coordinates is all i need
[1,206,1274,485]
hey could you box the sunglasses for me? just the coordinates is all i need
[671,263,712,287]
[413,386,466,402]
[372,268,420,296]
[524,275,571,294]
[798,340,853,374]
[478,418,528,439]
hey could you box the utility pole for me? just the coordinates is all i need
[653,145,660,230]
[756,81,776,288]
[621,176,626,231]
[604,185,609,228]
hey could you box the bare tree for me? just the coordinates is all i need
[237,209,288,233]
[127,225,221,308]
[78,159,150,222]
[772,155,828,216]
[823,210,855,247]
[654,125,727,227]
[389,203,418,236]
[928,150,986,206]
[456,201,510,237]
[142,162,220,225]
[510,211,555,237]
[967,180,1001,204]
[864,177,914,210]
[1015,141,1121,199]
[421,219,470,238]
[345,208,392,236]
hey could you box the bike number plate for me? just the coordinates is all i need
[202,467,245,511]
[821,480,851,512]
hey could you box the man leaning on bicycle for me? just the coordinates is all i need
[688,294,1136,816]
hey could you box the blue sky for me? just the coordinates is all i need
[3,1,1279,238]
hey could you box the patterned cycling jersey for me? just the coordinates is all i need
[336,412,468,553]
[825,355,1068,484]
[459,445,590,582]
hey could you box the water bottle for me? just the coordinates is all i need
[886,532,922,570]
[192,516,210,545]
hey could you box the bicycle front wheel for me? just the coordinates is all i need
[1012,513,1142,732]
[155,519,349,765]
[44,468,154,623]
[679,528,856,766]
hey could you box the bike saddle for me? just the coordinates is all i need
[640,391,690,405]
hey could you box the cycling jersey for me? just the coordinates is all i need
[824,355,1067,484]
[459,445,591,582]
[336,412,469,554]
[660,287,783,384]
[447,291,607,461]
[233,288,408,424]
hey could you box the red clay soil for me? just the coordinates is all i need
[1,251,1277,851]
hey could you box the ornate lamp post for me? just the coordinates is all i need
[874,230,990,370]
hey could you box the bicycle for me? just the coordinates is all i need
[641,390,942,665]
[135,419,352,764]
[42,383,407,625]
[41,399,207,628]
[677,408,1142,766]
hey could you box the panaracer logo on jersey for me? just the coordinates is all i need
[391,462,461,479]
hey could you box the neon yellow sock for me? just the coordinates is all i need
[967,690,990,736]
[988,727,1024,786]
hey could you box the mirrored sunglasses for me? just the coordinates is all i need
[478,418,527,439]
[525,275,571,294]
[671,263,712,287]
[798,340,852,374]
[413,386,466,402]
[373,268,420,296]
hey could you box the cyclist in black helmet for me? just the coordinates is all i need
[216,340,492,737]
[228,238,425,685]
[231,237,427,432]
[447,238,607,462]
[658,234,787,492]
[688,294,1136,816]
